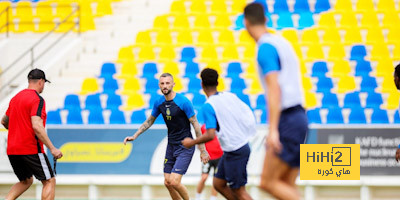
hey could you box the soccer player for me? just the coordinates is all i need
[182,68,256,200]
[196,124,223,200]
[1,69,63,200]
[244,3,309,200]
[123,73,209,200]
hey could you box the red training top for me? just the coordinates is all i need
[6,89,46,155]
[201,124,223,160]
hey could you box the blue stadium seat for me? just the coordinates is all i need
[187,77,202,93]
[234,14,245,30]
[85,93,102,110]
[181,47,196,62]
[276,13,294,29]
[64,94,81,110]
[230,78,247,93]
[192,93,207,108]
[66,109,83,124]
[350,45,367,61]
[307,108,321,124]
[106,94,122,110]
[131,109,147,124]
[259,109,268,124]
[145,77,159,94]
[371,109,389,124]
[311,61,328,77]
[226,62,243,78]
[365,92,383,108]
[314,0,331,13]
[99,62,116,78]
[142,62,158,78]
[343,92,361,108]
[109,109,126,124]
[348,107,366,124]
[298,12,314,29]
[294,0,310,13]
[255,94,266,110]
[274,0,289,13]
[47,110,62,124]
[266,14,273,27]
[355,60,372,77]
[321,92,339,108]
[184,61,200,78]
[360,76,377,92]
[326,108,344,124]
[103,77,119,94]
[394,110,400,124]
[236,93,251,107]
[316,77,333,93]
[88,108,104,124]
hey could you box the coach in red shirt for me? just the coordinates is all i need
[1,68,63,200]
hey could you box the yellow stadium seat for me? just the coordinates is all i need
[375,59,394,77]
[222,45,239,60]
[318,12,337,28]
[218,29,235,44]
[217,77,226,91]
[382,12,400,28]
[214,14,232,28]
[304,91,318,109]
[197,29,214,45]
[206,60,223,74]
[176,29,193,46]
[122,93,145,111]
[301,28,320,45]
[117,46,135,63]
[305,44,325,61]
[193,14,210,29]
[370,44,391,60]
[170,1,186,14]
[321,28,341,44]
[331,60,351,77]
[338,12,358,28]
[334,0,353,12]
[153,15,170,30]
[78,14,96,32]
[327,44,346,61]
[380,76,397,93]
[162,62,180,76]
[36,1,53,17]
[135,31,152,45]
[211,0,227,14]
[200,45,218,60]
[247,77,263,95]
[383,92,400,109]
[55,2,76,19]
[79,78,99,95]
[120,78,141,95]
[300,61,307,74]
[356,0,375,12]
[302,76,313,91]
[393,43,400,60]
[387,27,400,44]
[116,62,138,79]
[238,30,255,45]
[360,13,380,28]
[282,29,299,44]
[231,0,246,14]
[138,46,156,61]
[365,28,385,44]
[377,0,396,12]
[336,76,356,93]
[243,44,256,59]
[292,44,303,59]
[173,14,190,29]
[93,0,113,17]
[15,1,33,20]
[243,62,258,79]
[173,77,184,92]
[343,27,363,45]
[156,30,173,44]
[190,0,207,14]
[159,45,176,61]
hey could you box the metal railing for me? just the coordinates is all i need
[0,3,81,95]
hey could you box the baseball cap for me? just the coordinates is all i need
[27,68,51,83]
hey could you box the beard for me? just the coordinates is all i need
[162,88,172,95]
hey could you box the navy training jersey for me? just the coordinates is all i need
[151,93,195,144]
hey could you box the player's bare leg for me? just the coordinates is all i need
[232,186,252,200]
[213,177,236,200]
[197,173,209,194]
[164,173,181,200]
[41,177,56,200]
[169,173,190,200]
[5,177,33,200]
[259,150,300,200]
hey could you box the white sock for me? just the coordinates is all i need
[196,193,202,200]
[210,196,217,200]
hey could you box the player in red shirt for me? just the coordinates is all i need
[1,69,63,200]
[196,124,223,200]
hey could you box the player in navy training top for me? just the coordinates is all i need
[124,73,209,200]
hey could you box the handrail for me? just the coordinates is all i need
[0,3,81,95]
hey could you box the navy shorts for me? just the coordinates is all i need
[164,143,195,175]
[278,105,308,167]
[214,143,250,189]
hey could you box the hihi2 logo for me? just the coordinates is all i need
[300,144,360,180]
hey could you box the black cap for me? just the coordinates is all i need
[27,68,51,83]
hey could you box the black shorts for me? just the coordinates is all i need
[201,158,220,174]
[8,153,55,181]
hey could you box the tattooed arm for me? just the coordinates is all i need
[189,115,210,164]
[123,115,156,145]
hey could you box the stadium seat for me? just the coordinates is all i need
[302,76,313,91]
[394,110,400,124]
[131,109,147,124]
[360,13,380,29]
[187,77,202,93]
[79,78,99,95]
[156,30,173,45]
[343,92,361,108]
[301,28,320,45]
[322,29,341,45]
[103,77,119,94]
[162,62,180,76]
[331,60,351,77]
[321,92,339,108]
[316,77,334,93]
[153,15,169,30]
[305,44,325,61]
[138,46,156,61]
[230,78,247,94]
[88,108,104,124]
[238,30,255,44]
[173,14,190,29]
[276,13,294,30]
[334,0,353,12]
[211,0,227,14]
[355,60,372,77]
[36,1,53,18]
[106,93,122,110]
[298,12,314,29]
[200,45,218,60]
[64,94,81,110]
[99,62,116,78]
[375,59,395,77]
[307,108,321,124]
[343,28,363,45]
[382,13,400,28]
[248,77,264,95]
[281,29,299,44]
[384,92,400,109]
[109,109,126,124]
[317,12,336,28]
[356,0,374,12]
[85,94,102,110]
[327,44,346,61]
[117,62,137,79]
[231,0,247,14]
[159,46,176,61]
[304,91,318,108]
[184,61,200,78]
[47,110,62,124]
[350,45,367,60]
[197,30,214,45]
[194,14,210,29]
[294,0,310,13]
[360,76,377,92]
[234,14,245,30]
[170,0,186,14]
[222,45,240,60]
[214,14,232,28]
[94,0,113,17]
[180,47,196,62]
[380,76,397,93]
[243,44,256,59]
[314,0,331,13]
[348,107,367,124]
[123,93,145,110]
[117,46,135,63]
[371,109,389,123]
[177,29,193,45]
[145,77,160,94]
[336,76,356,93]
[255,94,266,110]
[259,108,268,124]
[339,12,358,29]
[393,43,400,60]
[142,62,158,78]
[370,44,390,60]
[365,92,383,108]
[66,108,83,124]
[190,0,207,14]
[121,78,141,95]
[377,0,396,12]
[326,108,344,124]
[311,61,328,77]
[226,62,243,78]
[218,29,235,44]
[365,28,385,44]
[273,0,289,14]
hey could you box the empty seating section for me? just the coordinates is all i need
[0,0,118,33]
[46,0,400,124]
